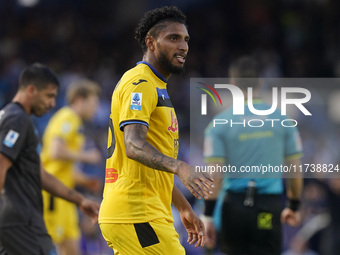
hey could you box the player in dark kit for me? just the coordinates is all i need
[0,63,99,255]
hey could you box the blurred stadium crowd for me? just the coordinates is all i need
[1,0,340,254]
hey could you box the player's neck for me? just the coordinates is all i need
[12,91,32,115]
[69,104,84,120]
[142,54,171,80]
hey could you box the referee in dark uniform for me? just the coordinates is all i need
[0,63,100,255]
[202,57,303,255]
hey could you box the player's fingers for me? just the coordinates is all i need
[193,179,211,199]
[198,218,205,236]
[195,236,201,248]
[202,172,214,182]
[186,184,201,200]
[189,182,206,199]
[189,234,198,245]
[199,220,205,247]
[288,217,297,226]
[192,218,204,237]
[199,174,215,190]
[198,232,205,247]
[196,178,214,194]
[187,232,193,243]
[200,178,215,190]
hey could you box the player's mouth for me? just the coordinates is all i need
[174,53,186,64]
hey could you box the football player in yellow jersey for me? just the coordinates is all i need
[41,80,102,255]
[99,6,215,255]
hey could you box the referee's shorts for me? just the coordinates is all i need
[100,218,185,255]
[221,192,282,255]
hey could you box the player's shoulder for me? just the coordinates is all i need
[56,106,78,119]
[49,107,80,126]
[119,64,155,89]
[0,102,30,126]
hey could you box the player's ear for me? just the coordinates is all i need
[145,35,155,51]
[26,84,38,98]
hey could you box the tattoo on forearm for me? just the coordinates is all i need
[125,124,181,173]
[68,189,75,197]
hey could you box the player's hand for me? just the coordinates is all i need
[84,148,102,165]
[202,217,216,249]
[84,178,102,193]
[79,198,100,224]
[180,208,205,248]
[281,208,301,227]
[177,163,214,200]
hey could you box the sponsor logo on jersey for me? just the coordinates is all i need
[168,110,178,132]
[105,168,118,183]
[62,122,71,133]
[131,93,142,110]
[3,129,19,148]
[132,79,147,85]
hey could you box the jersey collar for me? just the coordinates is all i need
[136,61,167,83]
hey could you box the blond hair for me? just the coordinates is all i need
[66,79,101,104]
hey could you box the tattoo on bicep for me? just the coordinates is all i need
[125,124,180,173]
[132,124,147,139]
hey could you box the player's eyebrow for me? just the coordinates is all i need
[167,33,190,40]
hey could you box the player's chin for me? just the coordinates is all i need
[33,108,48,117]
[32,109,43,117]
[170,64,185,75]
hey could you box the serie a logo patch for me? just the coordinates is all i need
[131,93,142,111]
[3,129,19,148]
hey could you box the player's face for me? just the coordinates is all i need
[154,22,189,75]
[31,84,58,116]
[81,94,99,120]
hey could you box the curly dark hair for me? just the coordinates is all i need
[135,6,187,53]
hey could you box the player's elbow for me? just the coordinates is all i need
[125,140,135,159]
[125,138,141,160]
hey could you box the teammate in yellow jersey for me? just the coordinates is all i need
[41,80,102,255]
[99,6,215,255]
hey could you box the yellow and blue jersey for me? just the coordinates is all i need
[40,106,84,188]
[40,106,84,243]
[99,61,179,224]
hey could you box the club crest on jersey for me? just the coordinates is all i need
[131,93,142,111]
[168,110,178,132]
[3,129,19,148]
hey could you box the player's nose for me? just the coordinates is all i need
[178,39,188,52]
[50,98,56,108]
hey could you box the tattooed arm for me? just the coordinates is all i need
[40,161,99,222]
[124,124,214,199]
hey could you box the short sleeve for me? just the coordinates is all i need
[118,80,157,131]
[284,123,303,160]
[203,122,226,163]
[0,114,29,162]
